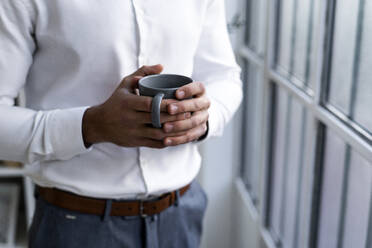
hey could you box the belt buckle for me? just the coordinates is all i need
[139,200,147,218]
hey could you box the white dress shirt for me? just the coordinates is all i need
[0,0,242,199]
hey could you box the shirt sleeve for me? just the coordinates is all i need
[191,0,243,141]
[0,0,91,164]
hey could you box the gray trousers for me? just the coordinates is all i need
[28,181,208,248]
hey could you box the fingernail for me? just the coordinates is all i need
[164,124,173,133]
[185,112,191,118]
[170,104,178,113]
[177,90,185,99]
[165,139,172,145]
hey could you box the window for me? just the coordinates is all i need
[238,0,372,247]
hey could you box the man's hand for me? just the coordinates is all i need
[162,82,210,146]
[82,65,191,149]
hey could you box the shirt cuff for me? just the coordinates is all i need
[195,98,223,144]
[49,106,92,160]
[196,120,209,142]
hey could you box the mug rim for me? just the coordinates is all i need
[138,74,193,91]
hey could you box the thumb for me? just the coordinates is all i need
[118,64,164,92]
[119,76,143,92]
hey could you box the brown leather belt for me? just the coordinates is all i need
[37,184,190,217]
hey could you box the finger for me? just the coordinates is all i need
[160,99,178,112]
[126,94,179,112]
[137,127,188,141]
[163,110,209,133]
[164,124,208,146]
[126,94,153,112]
[175,81,205,100]
[167,97,210,115]
[131,64,163,77]
[160,111,191,123]
[135,112,192,124]
[138,138,166,149]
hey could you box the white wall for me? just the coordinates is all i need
[198,108,243,248]
[198,0,246,247]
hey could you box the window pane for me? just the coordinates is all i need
[282,97,306,248]
[242,61,262,205]
[342,149,372,248]
[294,109,314,247]
[268,86,310,247]
[308,0,319,91]
[318,130,346,248]
[275,0,315,93]
[353,1,372,134]
[292,0,312,85]
[256,0,266,56]
[248,64,261,203]
[328,0,359,114]
[269,86,289,238]
[277,0,295,76]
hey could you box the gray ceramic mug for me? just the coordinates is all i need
[138,74,193,128]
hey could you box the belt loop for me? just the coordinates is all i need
[174,190,180,207]
[102,199,112,221]
[140,200,147,218]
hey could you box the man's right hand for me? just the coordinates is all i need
[82,64,190,149]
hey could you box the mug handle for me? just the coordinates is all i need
[151,93,165,128]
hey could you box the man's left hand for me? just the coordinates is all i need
[163,82,210,146]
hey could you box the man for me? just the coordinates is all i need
[0,0,242,247]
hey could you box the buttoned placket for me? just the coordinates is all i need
[131,0,149,198]
[131,0,147,67]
